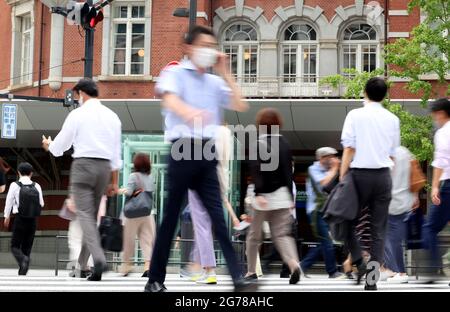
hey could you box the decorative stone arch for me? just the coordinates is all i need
[270,5,330,41]
[276,15,322,42]
[330,1,385,42]
[213,4,275,41]
[217,17,261,45]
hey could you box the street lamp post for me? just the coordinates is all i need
[84,0,94,78]
[173,0,197,33]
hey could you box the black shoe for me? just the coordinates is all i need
[289,267,301,285]
[346,272,354,280]
[356,261,367,285]
[142,270,149,278]
[364,283,378,291]
[144,281,167,292]
[234,278,258,292]
[280,272,290,278]
[71,269,91,278]
[244,273,258,281]
[18,256,30,276]
[87,263,106,281]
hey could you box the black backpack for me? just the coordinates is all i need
[16,182,41,218]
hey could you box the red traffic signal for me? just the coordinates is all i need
[80,5,103,29]
[90,9,104,28]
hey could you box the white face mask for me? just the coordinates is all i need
[192,47,217,69]
[79,95,84,105]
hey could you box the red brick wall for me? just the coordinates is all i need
[0,1,445,99]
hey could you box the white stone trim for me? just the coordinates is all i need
[235,0,244,17]
[197,12,208,21]
[275,6,288,22]
[295,0,304,16]
[389,10,408,16]
[388,32,409,38]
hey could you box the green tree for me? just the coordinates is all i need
[320,69,434,162]
[385,0,449,105]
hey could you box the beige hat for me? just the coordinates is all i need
[316,147,338,160]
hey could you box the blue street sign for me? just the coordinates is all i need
[1,103,17,139]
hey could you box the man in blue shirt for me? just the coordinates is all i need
[145,26,251,292]
[302,147,343,278]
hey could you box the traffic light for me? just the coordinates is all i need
[79,3,103,29]
[64,89,74,107]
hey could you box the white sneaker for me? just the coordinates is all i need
[387,273,409,284]
[379,271,395,281]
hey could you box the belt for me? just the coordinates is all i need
[351,168,390,171]
[75,157,109,161]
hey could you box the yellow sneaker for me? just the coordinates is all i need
[196,272,217,285]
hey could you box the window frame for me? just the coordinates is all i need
[221,22,259,84]
[20,14,32,84]
[340,23,380,74]
[281,23,319,84]
[110,2,146,76]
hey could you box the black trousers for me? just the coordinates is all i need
[345,169,392,265]
[11,215,37,265]
[149,139,242,284]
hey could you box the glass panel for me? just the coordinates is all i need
[114,34,126,48]
[21,15,31,32]
[113,49,126,62]
[342,45,357,74]
[132,24,145,34]
[116,23,126,33]
[344,24,376,41]
[115,6,128,18]
[224,24,257,41]
[113,64,125,75]
[223,45,238,77]
[132,6,145,18]
[284,24,315,41]
[283,45,297,82]
[131,63,144,75]
[132,35,145,48]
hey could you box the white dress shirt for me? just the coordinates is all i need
[432,120,450,181]
[49,98,122,170]
[389,146,415,215]
[4,176,44,218]
[341,101,400,169]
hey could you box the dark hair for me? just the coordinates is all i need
[185,25,216,45]
[73,78,99,97]
[133,153,151,175]
[430,98,450,117]
[256,108,283,133]
[18,162,33,176]
[364,77,388,102]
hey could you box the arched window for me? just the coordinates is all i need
[222,23,258,83]
[341,23,379,74]
[281,24,318,83]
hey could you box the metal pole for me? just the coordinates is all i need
[84,0,94,78]
[384,0,389,79]
[188,0,197,33]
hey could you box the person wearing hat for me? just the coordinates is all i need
[302,147,343,278]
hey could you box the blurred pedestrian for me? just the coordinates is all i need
[382,146,419,283]
[302,147,343,278]
[42,78,122,281]
[119,153,156,277]
[245,108,301,285]
[0,157,10,193]
[145,25,251,292]
[422,98,450,283]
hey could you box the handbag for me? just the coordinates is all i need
[58,199,76,221]
[410,159,426,193]
[99,196,123,252]
[123,174,153,219]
